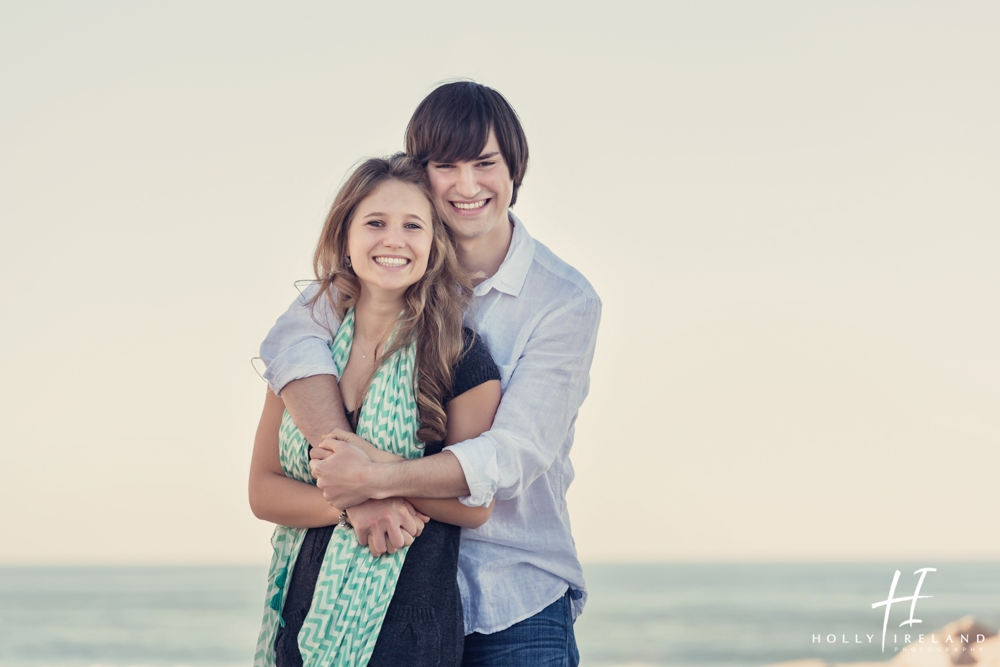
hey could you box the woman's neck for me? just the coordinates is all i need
[353,288,404,347]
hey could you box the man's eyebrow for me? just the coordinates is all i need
[431,152,499,164]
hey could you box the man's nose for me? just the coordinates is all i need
[454,164,479,199]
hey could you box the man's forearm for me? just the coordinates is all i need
[368,450,471,500]
[281,375,352,446]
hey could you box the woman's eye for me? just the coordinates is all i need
[366,220,384,227]
[405,223,422,230]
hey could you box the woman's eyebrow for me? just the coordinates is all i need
[363,211,427,223]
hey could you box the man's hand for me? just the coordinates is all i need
[310,428,470,505]
[346,498,429,558]
[309,433,379,508]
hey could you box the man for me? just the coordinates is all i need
[260,81,600,666]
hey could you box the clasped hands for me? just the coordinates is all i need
[310,428,428,558]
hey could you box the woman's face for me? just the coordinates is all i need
[347,179,434,301]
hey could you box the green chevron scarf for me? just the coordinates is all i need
[254,307,424,667]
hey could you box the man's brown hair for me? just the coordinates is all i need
[405,80,530,206]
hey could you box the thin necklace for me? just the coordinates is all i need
[356,322,393,361]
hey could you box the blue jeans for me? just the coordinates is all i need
[461,590,580,667]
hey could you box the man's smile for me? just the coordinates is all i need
[451,199,490,211]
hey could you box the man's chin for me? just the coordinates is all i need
[440,215,481,237]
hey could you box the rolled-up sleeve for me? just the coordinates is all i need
[259,282,342,395]
[448,293,601,507]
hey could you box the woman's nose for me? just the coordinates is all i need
[382,227,405,247]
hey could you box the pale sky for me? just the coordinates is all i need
[1,1,998,565]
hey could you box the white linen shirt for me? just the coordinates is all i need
[259,213,601,634]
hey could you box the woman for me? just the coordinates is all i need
[248,154,501,667]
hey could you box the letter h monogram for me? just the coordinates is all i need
[871,568,936,653]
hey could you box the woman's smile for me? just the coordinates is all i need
[372,255,411,268]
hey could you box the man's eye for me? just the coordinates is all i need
[478,161,495,168]
[434,164,455,170]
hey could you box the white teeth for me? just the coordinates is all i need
[374,257,409,267]
[453,200,487,210]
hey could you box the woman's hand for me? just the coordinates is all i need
[348,498,430,557]
[312,428,402,464]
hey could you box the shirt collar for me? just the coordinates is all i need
[473,211,535,298]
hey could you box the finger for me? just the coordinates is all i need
[352,517,371,547]
[401,532,415,547]
[399,512,420,538]
[330,428,354,442]
[310,447,332,460]
[386,525,406,551]
[369,529,387,557]
[400,499,429,524]
[317,481,337,503]
[316,438,338,452]
[410,508,431,532]
[401,505,426,537]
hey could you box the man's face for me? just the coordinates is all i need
[426,130,513,243]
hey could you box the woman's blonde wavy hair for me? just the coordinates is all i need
[310,153,473,443]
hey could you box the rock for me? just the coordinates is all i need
[973,633,1000,667]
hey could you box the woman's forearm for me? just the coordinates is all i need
[249,389,343,529]
[407,497,493,529]
[249,471,342,529]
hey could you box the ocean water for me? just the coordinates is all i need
[0,563,997,667]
